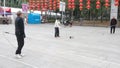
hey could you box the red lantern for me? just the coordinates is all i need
[87,1,90,5]
[71,0,74,2]
[68,5,72,9]
[68,0,71,2]
[45,3,47,6]
[42,8,46,11]
[49,2,52,4]
[86,5,90,9]
[53,7,56,10]
[79,0,83,2]
[49,7,52,10]
[37,6,40,11]
[53,4,56,6]
[54,1,56,4]
[37,5,40,9]
[68,2,71,4]
[96,5,100,9]
[71,3,75,9]
[96,1,100,5]
[105,3,109,7]
[105,0,109,2]
[79,3,83,6]
[79,6,83,10]
[45,5,48,8]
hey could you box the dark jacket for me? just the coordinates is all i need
[110,18,117,26]
[15,17,25,37]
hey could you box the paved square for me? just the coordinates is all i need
[0,24,120,68]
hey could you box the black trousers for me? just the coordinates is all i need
[55,27,59,37]
[16,35,24,54]
[110,26,116,34]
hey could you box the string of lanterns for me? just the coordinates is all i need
[104,0,110,9]
[49,0,60,11]
[36,1,40,11]
[41,0,48,11]
[85,0,110,10]
[96,0,100,9]
[86,0,91,10]
[79,0,83,10]
[68,0,75,9]
[49,0,53,10]
[78,0,119,11]
[53,0,57,10]
[28,0,60,11]
[28,0,119,11]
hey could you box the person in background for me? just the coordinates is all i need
[54,18,61,37]
[15,11,26,59]
[110,17,117,34]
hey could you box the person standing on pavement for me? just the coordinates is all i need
[15,11,26,58]
[110,17,117,34]
[54,18,61,37]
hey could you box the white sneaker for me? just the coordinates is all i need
[16,54,22,59]
[20,54,25,57]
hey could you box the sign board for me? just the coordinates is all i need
[59,1,66,12]
[110,0,118,20]
[22,4,28,13]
